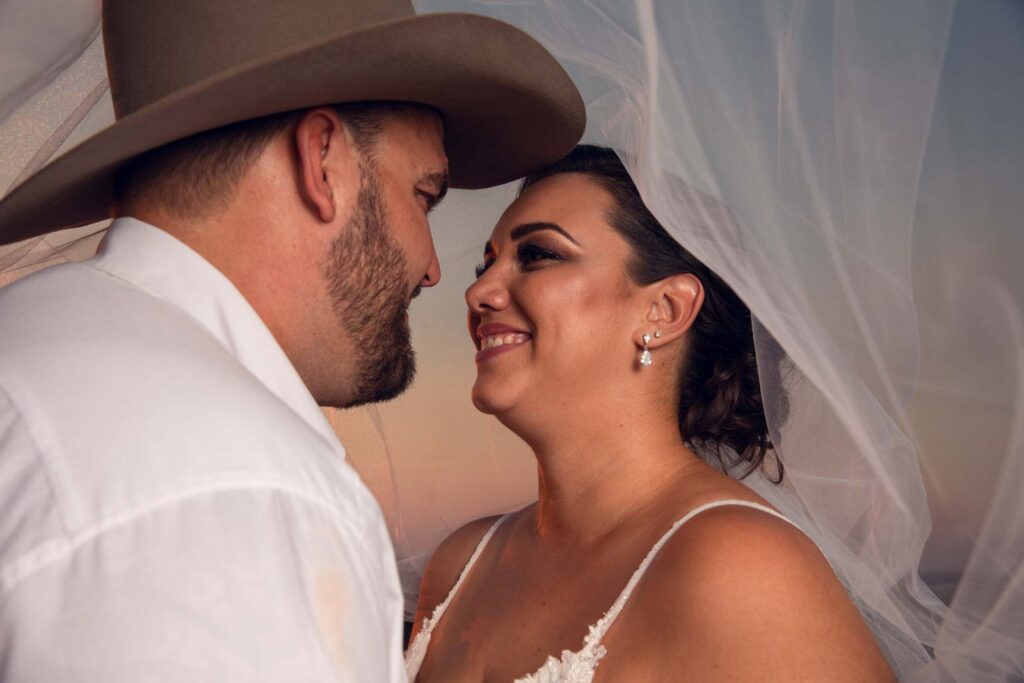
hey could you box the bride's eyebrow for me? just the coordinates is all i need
[482,221,581,258]
[509,221,580,245]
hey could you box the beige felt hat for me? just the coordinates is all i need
[0,0,585,245]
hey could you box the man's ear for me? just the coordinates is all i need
[633,273,704,349]
[294,107,354,224]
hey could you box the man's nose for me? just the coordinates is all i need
[421,248,441,287]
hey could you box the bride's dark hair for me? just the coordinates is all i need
[521,145,784,482]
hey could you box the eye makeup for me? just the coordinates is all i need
[475,222,579,279]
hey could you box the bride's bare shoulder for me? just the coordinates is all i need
[648,502,830,591]
[410,514,505,635]
[629,503,831,616]
[607,504,895,681]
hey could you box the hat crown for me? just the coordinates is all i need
[102,0,414,118]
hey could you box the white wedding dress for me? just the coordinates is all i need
[404,499,799,683]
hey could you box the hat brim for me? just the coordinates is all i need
[0,13,585,244]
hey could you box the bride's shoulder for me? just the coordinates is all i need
[412,514,506,627]
[613,502,893,680]
[660,499,819,570]
[638,500,843,616]
[630,501,821,601]
[428,515,504,584]
[655,500,824,582]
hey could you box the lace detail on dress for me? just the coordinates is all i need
[515,628,608,683]
[406,499,797,682]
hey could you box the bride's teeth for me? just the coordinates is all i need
[480,332,530,350]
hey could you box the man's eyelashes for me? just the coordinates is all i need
[417,190,441,212]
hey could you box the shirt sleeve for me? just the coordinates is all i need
[0,486,405,682]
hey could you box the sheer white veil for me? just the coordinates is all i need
[2,1,1022,680]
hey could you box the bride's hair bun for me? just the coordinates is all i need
[521,145,785,482]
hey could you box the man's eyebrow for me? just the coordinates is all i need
[418,171,449,210]
[509,221,580,245]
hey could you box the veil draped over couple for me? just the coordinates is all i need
[1,0,1022,681]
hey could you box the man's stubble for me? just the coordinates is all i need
[322,163,417,408]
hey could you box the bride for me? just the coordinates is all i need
[405,145,895,682]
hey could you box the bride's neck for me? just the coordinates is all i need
[515,401,706,545]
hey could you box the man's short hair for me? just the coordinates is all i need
[113,102,424,219]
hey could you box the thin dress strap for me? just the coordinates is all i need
[578,499,799,654]
[405,514,510,680]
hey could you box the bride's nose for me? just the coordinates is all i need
[465,270,510,314]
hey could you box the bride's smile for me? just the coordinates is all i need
[474,322,532,362]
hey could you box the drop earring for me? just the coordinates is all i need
[640,334,653,367]
[639,331,661,368]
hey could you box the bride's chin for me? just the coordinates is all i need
[470,380,523,416]
[470,393,495,414]
[470,388,505,415]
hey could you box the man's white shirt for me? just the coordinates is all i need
[0,218,405,681]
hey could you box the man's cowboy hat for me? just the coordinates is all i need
[0,0,585,245]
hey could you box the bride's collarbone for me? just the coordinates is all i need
[432,527,681,667]
[424,490,778,680]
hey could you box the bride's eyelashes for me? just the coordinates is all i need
[517,242,564,270]
[474,241,565,279]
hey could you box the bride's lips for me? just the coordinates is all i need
[475,321,532,364]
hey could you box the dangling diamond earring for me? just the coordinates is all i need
[640,334,653,367]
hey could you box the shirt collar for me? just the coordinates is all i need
[89,217,342,451]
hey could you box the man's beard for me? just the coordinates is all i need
[322,166,416,407]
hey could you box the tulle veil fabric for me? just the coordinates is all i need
[2,1,1022,680]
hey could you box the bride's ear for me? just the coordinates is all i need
[634,273,704,348]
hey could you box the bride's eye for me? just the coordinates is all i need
[474,243,562,278]
[517,243,562,270]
